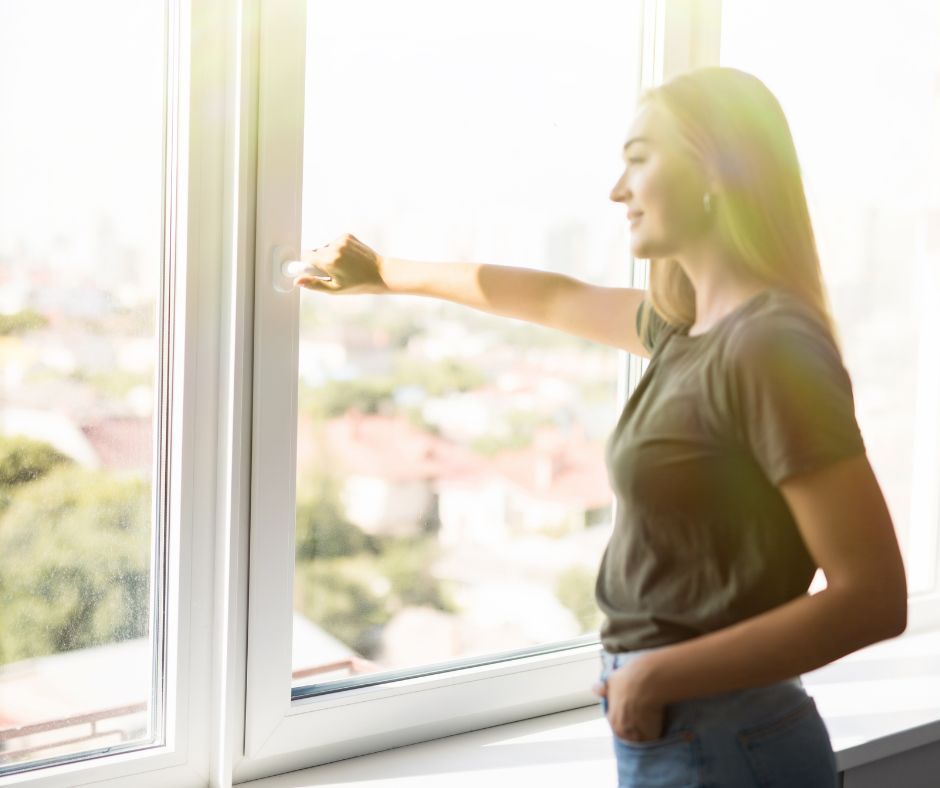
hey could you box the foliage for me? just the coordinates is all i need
[441,302,594,350]
[299,303,424,350]
[301,354,489,421]
[470,409,555,456]
[0,309,48,336]
[0,434,71,487]
[294,536,458,659]
[74,369,153,399]
[293,462,458,658]
[373,535,459,614]
[0,466,151,664]
[303,378,397,419]
[533,512,582,539]
[554,564,603,633]
[392,357,487,397]
[400,405,442,436]
[0,435,72,514]
[295,472,378,559]
[294,559,391,658]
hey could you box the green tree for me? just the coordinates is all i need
[470,409,555,456]
[76,369,152,399]
[0,435,70,487]
[0,309,48,335]
[0,435,72,514]
[374,535,459,614]
[0,466,151,664]
[292,468,458,657]
[299,356,488,421]
[294,559,391,658]
[303,378,397,419]
[392,357,487,397]
[295,472,377,560]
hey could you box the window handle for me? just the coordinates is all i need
[272,244,332,292]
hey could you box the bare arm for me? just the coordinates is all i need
[378,255,651,358]
[543,276,650,359]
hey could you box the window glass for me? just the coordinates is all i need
[720,0,940,593]
[292,0,642,688]
[0,0,167,771]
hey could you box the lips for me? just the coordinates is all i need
[628,211,643,226]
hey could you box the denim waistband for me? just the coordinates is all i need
[599,647,803,691]
[600,647,655,672]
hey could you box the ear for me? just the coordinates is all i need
[702,165,722,199]
[688,149,720,196]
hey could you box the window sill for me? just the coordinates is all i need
[237,629,940,787]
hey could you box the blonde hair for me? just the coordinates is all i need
[635,67,843,352]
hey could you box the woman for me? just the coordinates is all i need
[295,66,907,787]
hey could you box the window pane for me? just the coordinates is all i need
[0,0,166,771]
[292,0,642,688]
[720,0,940,593]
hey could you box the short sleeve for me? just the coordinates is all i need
[728,319,866,486]
[635,298,670,355]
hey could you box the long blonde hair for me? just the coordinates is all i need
[635,67,843,352]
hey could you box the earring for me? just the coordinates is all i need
[703,192,713,214]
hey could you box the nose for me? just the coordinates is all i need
[610,170,628,203]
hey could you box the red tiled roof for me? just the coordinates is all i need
[80,417,152,472]
[299,412,610,508]
[310,410,487,483]
[492,426,611,507]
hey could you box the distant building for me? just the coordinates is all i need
[0,408,151,472]
[297,411,611,544]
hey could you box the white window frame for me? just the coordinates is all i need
[233,0,727,781]
[0,0,235,786]
[236,0,939,780]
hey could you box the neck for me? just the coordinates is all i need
[672,242,769,332]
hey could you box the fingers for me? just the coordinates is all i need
[303,246,333,266]
[305,232,369,260]
[298,232,379,295]
[294,276,332,291]
[303,234,348,267]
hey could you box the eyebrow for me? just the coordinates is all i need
[623,136,651,153]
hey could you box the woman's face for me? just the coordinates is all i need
[610,102,712,260]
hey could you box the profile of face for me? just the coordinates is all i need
[610,101,714,260]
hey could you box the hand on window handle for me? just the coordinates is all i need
[294,233,389,295]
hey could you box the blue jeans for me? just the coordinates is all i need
[599,648,839,787]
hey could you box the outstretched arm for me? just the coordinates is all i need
[381,255,651,357]
[297,235,651,355]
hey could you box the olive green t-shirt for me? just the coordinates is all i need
[595,288,866,653]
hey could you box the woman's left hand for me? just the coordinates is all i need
[591,659,666,743]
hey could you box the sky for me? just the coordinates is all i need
[299,0,642,278]
[1,0,937,283]
[0,1,165,274]
[0,0,643,285]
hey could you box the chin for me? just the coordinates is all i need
[630,238,654,259]
[631,236,674,261]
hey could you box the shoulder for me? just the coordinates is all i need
[726,290,837,363]
[726,290,848,383]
